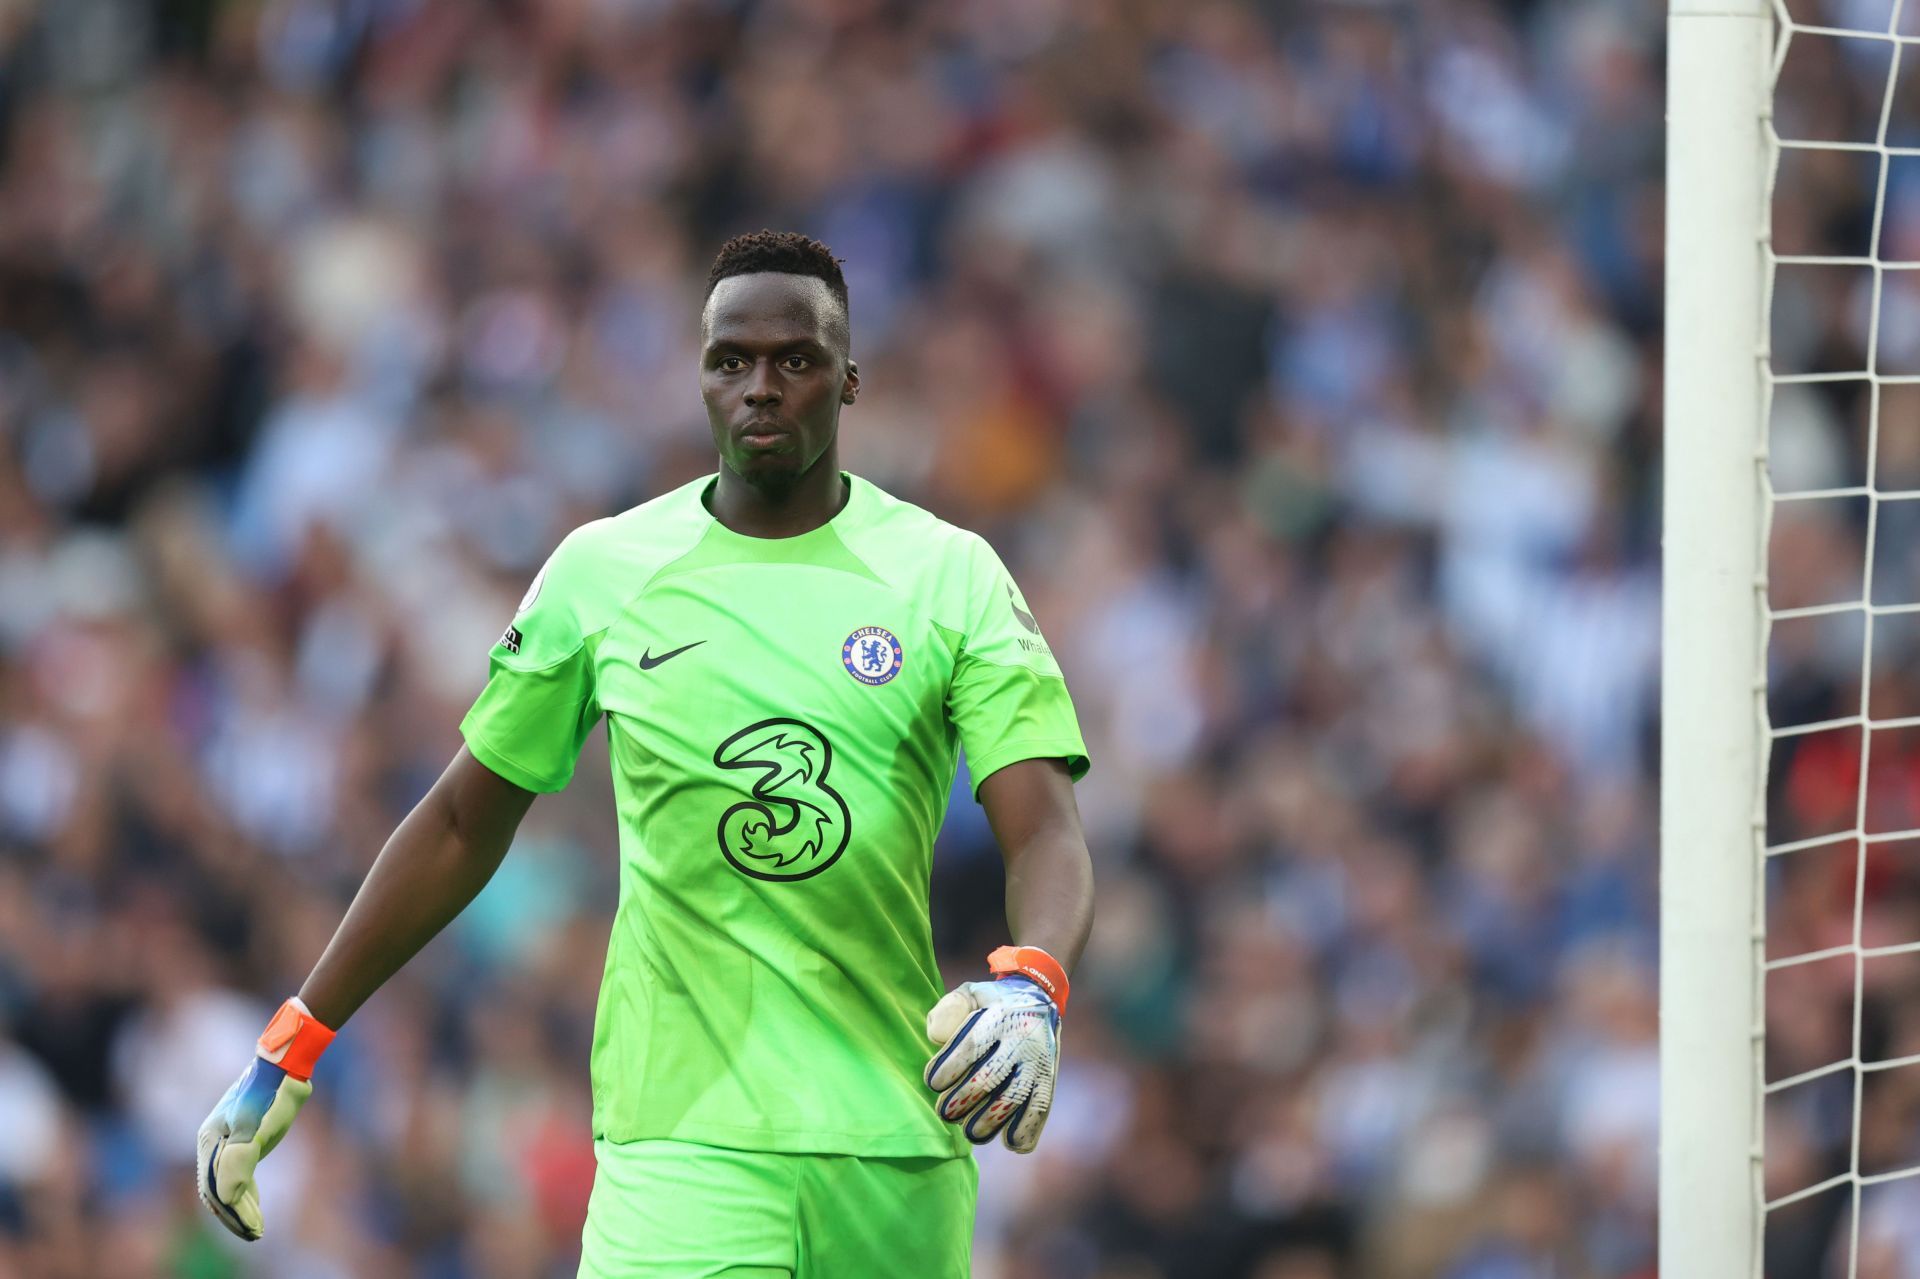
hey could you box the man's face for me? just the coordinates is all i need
[700,272,857,486]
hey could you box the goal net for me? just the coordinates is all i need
[1667,0,1920,1273]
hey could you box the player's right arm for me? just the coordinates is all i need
[299,746,536,1027]
[196,748,535,1240]
[197,530,605,1241]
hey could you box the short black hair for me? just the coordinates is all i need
[705,230,849,317]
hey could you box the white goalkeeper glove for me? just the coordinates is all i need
[196,997,335,1241]
[924,944,1069,1153]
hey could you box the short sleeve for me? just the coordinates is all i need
[946,535,1090,798]
[459,534,604,793]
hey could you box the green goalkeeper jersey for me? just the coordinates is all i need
[459,470,1090,1158]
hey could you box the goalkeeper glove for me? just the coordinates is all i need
[195,996,335,1241]
[924,944,1068,1153]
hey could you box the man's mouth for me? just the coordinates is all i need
[740,422,792,447]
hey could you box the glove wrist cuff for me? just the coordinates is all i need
[257,997,335,1083]
[987,944,1069,1013]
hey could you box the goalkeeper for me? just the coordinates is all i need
[196,230,1095,1278]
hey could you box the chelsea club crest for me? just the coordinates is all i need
[842,626,904,686]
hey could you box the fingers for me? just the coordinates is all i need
[229,1179,264,1238]
[926,987,979,1044]
[197,1134,263,1241]
[936,1044,1014,1122]
[213,1137,262,1204]
[961,1064,1032,1144]
[925,1005,995,1092]
[1004,1066,1055,1153]
[213,1138,265,1237]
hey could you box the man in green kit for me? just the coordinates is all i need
[194,230,1096,1277]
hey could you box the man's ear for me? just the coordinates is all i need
[842,359,859,405]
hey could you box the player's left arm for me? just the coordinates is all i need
[924,757,1091,1152]
[977,756,1094,973]
[924,532,1094,1152]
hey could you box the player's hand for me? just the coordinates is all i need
[924,945,1068,1153]
[196,998,335,1241]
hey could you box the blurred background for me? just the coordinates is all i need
[0,0,1702,1274]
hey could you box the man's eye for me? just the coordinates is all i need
[783,356,810,370]
[719,357,746,371]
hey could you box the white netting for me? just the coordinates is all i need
[1763,1,1920,1273]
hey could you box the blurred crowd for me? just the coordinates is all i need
[0,0,1713,1274]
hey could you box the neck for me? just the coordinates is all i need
[708,449,848,537]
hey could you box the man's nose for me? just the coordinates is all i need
[744,361,782,407]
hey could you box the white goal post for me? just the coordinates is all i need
[1662,0,1770,1275]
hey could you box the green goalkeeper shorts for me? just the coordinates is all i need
[577,1137,978,1278]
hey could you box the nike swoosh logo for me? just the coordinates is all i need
[639,641,705,670]
[1007,585,1040,635]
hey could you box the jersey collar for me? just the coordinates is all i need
[696,469,870,544]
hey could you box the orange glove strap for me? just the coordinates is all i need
[987,944,1069,1012]
[257,998,336,1083]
